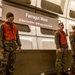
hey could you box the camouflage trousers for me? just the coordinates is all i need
[0,41,17,75]
[0,51,16,75]
[55,48,68,73]
[71,49,75,73]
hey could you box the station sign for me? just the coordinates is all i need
[2,4,58,30]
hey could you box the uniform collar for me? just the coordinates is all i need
[5,21,13,24]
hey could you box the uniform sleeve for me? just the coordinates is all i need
[54,31,60,49]
[69,34,75,43]
[69,33,75,50]
[16,30,22,47]
[0,25,4,49]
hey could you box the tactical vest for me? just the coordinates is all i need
[3,22,17,40]
[57,30,67,44]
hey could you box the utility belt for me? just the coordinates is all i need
[60,43,68,48]
[4,40,16,44]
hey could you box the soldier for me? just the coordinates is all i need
[69,26,75,74]
[0,12,21,75]
[54,23,68,75]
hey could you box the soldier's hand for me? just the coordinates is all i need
[0,49,4,54]
[17,47,21,52]
[57,48,62,53]
[66,48,69,53]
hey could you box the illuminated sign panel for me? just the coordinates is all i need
[2,4,58,30]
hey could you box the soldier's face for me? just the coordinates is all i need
[7,16,14,22]
[59,24,64,30]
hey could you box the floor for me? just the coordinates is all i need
[49,73,75,75]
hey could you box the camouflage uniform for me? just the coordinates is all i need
[0,22,21,75]
[69,32,75,73]
[55,30,68,74]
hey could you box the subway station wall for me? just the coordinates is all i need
[2,3,58,50]
[2,0,75,50]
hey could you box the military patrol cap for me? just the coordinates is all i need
[6,12,14,19]
[72,26,75,30]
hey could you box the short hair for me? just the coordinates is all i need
[6,12,14,19]
[72,26,75,30]
[58,23,63,26]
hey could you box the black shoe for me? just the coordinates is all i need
[60,72,69,75]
